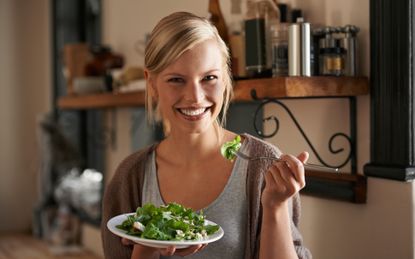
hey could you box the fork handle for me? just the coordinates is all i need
[303,163,339,173]
[233,151,339,173]
[247,155,339,173]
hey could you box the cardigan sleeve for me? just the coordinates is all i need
[101,148,149,259]
[243,133,312,259]
[101,172,134,259]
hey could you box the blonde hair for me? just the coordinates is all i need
[144,12,233,131]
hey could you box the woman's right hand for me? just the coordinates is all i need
[122,238,206,258]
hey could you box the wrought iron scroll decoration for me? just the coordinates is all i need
[251,89,352,169]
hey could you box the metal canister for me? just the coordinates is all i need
[341,25,359,76]
[312,27,325,75]
[288,19,311,76]
[288,23,301,76]
[300,21,311,76]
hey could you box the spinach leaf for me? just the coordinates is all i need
[220,135,242,161]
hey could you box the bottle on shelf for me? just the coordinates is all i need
[291,8,303,23]
[270,3,289,76]
[319,38,346,76]
[208,0,229,45]
[288,17,311,76]
[244,0,280,78]
[311,27,325,76]
[276,2,288,23]
[228,0,246,78]
[341,25,359,76]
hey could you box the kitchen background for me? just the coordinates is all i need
[1,0,414,259]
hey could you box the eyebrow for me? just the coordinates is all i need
[162,69,221,78]
[163,73,185,77]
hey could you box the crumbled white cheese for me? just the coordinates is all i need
[195,233,203,240]
[133,221,145,232]
[176,230,185,238]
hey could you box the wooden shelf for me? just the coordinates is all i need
[304,170,367,203]
[58,91,145,109]
[233,76,369,101]
[57,76,369,109]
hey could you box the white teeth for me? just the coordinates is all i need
[180,108,207,116]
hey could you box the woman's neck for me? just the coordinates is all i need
[157,126,231,167]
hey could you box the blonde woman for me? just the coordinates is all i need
[101,12,311,259]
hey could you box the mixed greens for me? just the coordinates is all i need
[116,203,219,241]
[220,135,242,161]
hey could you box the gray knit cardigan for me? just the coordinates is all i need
[101,133,312,259]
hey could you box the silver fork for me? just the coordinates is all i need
[234,150,339,173]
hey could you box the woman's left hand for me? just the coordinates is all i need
[261,152,309,209]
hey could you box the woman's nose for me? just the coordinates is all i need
[184,81,204,102]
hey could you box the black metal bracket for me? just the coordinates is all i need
[250,89,357,173]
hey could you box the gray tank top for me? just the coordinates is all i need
[142,141,250,259]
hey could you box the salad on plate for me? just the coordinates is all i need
[114,203,220,241]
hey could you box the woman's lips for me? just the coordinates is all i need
[177,107,211,121]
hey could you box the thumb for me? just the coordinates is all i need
[297,151,309,164]
[121,238,135,246]
[160,246,176,256]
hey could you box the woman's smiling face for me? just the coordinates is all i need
[150,39,225,135]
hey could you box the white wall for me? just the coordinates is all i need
[0,0,51,232]
[100,1,415,258]
[301,178,414,259]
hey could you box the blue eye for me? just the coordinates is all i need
[203,75,218,81]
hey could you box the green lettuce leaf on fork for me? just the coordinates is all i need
[220,135,242,161]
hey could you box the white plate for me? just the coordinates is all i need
[107,213,224,249]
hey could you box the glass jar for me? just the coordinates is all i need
[270,22,288,76]
[244,0,280,78]
[320,46,346,76]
